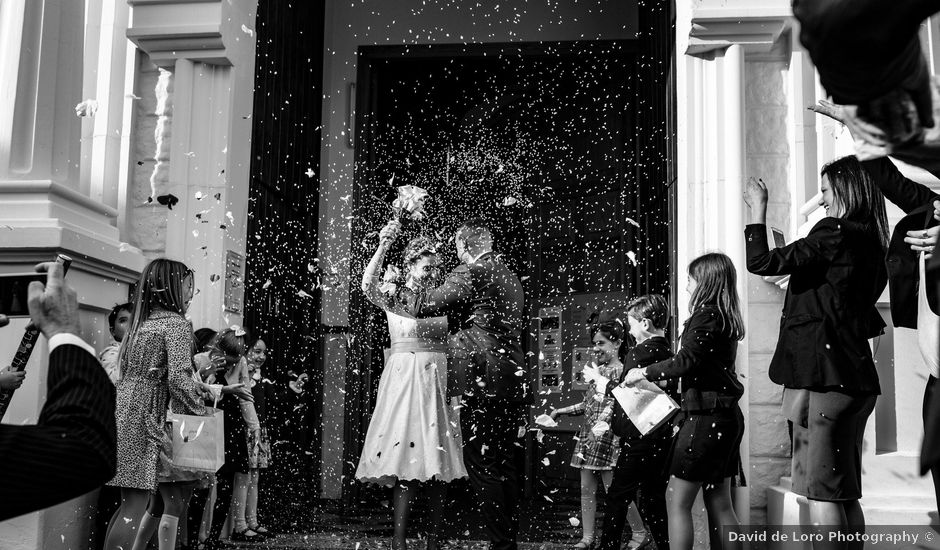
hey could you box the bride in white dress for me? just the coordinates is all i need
[357,233,467,550]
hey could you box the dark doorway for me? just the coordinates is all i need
[344,6,675,542]
[243,0,325,530]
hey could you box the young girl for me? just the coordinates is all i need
[244,336,273,536]
[105,259,211,550]
[550,319,626,550]
[624,253,745,550]
[202,327,262,545]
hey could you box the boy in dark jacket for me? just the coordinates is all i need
[588,295,677,550]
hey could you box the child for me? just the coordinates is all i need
[550,318,626,550]
[98,302,133,384]
[622,253,745,550]
[586,295,677,550]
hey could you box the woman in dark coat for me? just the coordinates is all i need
[744,156,889,546]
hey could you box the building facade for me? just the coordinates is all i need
[0,0,938,548]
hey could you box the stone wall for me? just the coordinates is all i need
[744,59,791,524]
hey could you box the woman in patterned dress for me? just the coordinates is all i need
[104,259,212,550]
[551,320,627,550]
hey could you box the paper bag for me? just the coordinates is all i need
[611,379,679,436]
[168,407,225,473]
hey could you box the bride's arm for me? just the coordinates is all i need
[361,237,394,310]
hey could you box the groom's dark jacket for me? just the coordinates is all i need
[406,251,528,403]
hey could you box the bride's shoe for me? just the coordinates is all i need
[571,537,595,550]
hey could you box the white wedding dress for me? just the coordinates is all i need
[355,307,467,487]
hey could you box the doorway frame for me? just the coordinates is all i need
[343,37,677,505]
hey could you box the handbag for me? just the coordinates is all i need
[611,379,680,436]
[168,395,225,473]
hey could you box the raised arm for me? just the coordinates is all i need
[745,218,842,276]
[409,265,474,318]
[361,237,397,311]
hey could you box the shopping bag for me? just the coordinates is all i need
[611,379,679,436]
[168,404,225,473]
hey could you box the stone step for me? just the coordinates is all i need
[861,451,935,497]
[769,477,936,525]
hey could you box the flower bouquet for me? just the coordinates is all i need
[391,185,429,221]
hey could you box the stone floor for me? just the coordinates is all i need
[222,483,652,550]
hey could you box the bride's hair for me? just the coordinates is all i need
[402,236,437,267]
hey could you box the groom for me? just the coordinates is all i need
[381,218,527,550]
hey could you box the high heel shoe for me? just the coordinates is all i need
[572,538,595,550]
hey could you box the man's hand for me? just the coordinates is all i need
[379,220,402,245]
[933,200,940,223]
[0,366,25,390]
[27,262,80,340]
[905,226,940,259]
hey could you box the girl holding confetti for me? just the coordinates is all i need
[550,319,626,550]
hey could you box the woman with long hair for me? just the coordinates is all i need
[356,234,467,550]
[550,319,626,550]
[624,253,746,550]
[745,157,888,550]
[104,259,211,550]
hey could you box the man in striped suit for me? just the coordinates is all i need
[0,261,117,521]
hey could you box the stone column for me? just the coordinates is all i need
[0,1,145,548]
[125,0,258,331]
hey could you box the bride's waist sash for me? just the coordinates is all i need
[389,337,448,354]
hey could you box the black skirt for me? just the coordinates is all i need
[668,405,744,484]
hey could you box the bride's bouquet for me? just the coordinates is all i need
[390,185,429,222]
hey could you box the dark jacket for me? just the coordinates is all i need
[792,0,936,105]
[603,336,676,440]
[746,219,887,393]
[644,305,744,401]
[0,343,117,521]
[409,252,527,402]
[864,156,940,328]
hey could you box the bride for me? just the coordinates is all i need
[356,230,467,550]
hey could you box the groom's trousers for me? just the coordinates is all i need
[461,396,525,550]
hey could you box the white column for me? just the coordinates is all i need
[721,44,751,522]
[0,2,144,548]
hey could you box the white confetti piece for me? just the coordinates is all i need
[262,279,272,290]
[625,217,640,228]
[569,517,581,527]
[502,196,518,206]
[241,24,254,36]
[305,168,315,178]
[626,251,638,265]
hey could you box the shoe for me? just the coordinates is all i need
[229,529,263,543]
[249,524,271,534]
[572,538,595,550]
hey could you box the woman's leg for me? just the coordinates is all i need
[665,476,701,550]
[246,469,260,530]
[104,488,151,550]
[156,482,194,550]
[209,473,234,541]
[199,481,216,543]
[807,499,851,550]
[231,471,252,534]
[130,492,161,550]
[702,478,741,550]
[579,469,600,546]
[425,481,447,550]
[392,479,419,550]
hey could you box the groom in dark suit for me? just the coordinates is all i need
[383,218,527,550]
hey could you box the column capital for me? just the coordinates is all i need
[126,0,255,67]
[686,6,792,58]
